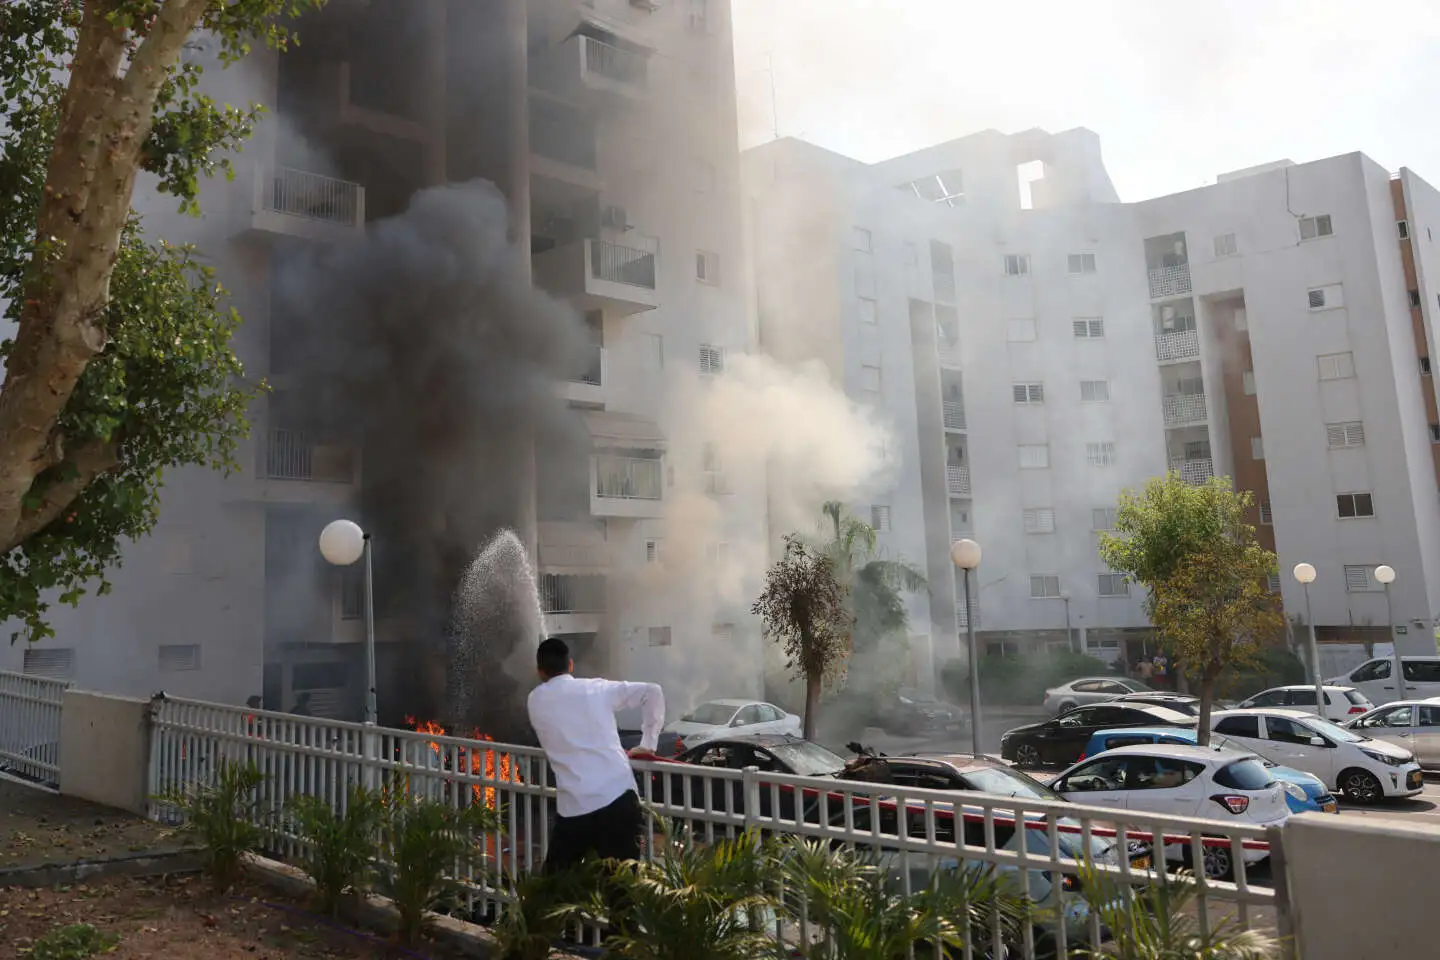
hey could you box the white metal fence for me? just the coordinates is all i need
[0,669,70,788]
[146,696,1289,958]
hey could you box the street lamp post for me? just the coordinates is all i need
[1292,563,1325,713]
[951,538,983,757]
[1060,593,1073,653]
[1374,565,1405,701]
[319,519,377,725]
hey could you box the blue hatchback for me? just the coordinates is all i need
[1079,727,1339,814]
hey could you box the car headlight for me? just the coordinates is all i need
[1361,749,1407,767]
[1282,782,1308,802]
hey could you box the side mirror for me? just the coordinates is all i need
[731,717,746,727]
[1308,736,1327,747]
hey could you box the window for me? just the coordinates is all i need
[1405,661,1440,684]
[853,265,875,298]
[1267,573,1282,593]
[1345,565,1380,592]
[1352,660,1391,682]
[687,0,713,32]
[1259,500,1273,524]
[699,344,724,375]
[1013,382,1044,404]
[1067,253,1097,274]
[1267,716,1316,745]
[1317,351,1355,380]
[1242,370,1256,395]
[1399,219,1410,240]
[859,364,882,393]
[1216,715,1261,739]
[1325,421,1366,449]
[1091,507,1117,531]
[159,644,201,672]
[851,227,872,253]
[1430,424,1440,443]
[1003,254,1031,276]
[1299,214,1334,240]
[22,647,73,680]
[706,541,730,565]
[1422,356,1432,375]
[904,169,965,207]
[1086,442,1117,467]
[1080,379,1110,403]
[1006,318,1037,342]
[1250,436,1264,460]
[1337,492,1375,519]
[1030,575,1062,598]
[1023,507,1056,534]
[645,539,662,564]
[1097,573,1129,597]
[641,333,664,370]
[870,504,892,532]
[857,298,878,324]
[1214,233,1238,258]
[1018,444,1050,469]
[1307,283,1344,310]
[1073,318,1105,339]
[1411,289,1423,309]
[712,624,735,647]
[648,626,673,647]
[696,250,720,284]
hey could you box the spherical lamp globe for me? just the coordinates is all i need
[319,519,366,567]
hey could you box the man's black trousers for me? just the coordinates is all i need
[543,789,644,873]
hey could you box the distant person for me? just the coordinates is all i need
[289,691,313,717]
[1153,653,1169,689]
[1137,658,1154,682]
[527,637,664,873]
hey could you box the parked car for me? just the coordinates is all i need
[1234,684,1372,722]
[618,728,685,757]
[1042,677,1155,715]
[842,750,1067,801]
[644,733,849,825]
[1343,698,1440,769]
[1327,656,1440,706]
[663,699,801,746]
[1212,708,1424,803]
[1103,692,1204,715]
[877,687,966,735]
[1052,744,1288,880]
[1000,703,1194,769]
[1078,726,1338,814]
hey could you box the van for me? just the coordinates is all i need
[1326,656,1440,706]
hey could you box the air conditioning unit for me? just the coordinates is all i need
[600,205,631,230]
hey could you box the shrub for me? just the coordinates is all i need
[157,759,267,892]
[377,792,501,944]
[942,650,1110,705]
[1219,646,1307,700]
[30,923,118,960]
[288,786,385,917]
[492,865,597,960]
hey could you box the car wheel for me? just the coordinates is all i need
[1184,843,1234,882]
[1341,768,1384,804]
[1057,701,1077,715]
[1015,743,1042,769]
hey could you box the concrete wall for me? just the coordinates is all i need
[58,690,151,816]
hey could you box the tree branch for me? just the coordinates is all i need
[4,438,120,552]
[115,0,212,109]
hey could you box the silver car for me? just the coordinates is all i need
[1344,698,1440,770]
[1043,677,1154,715]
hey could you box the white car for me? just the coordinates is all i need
[1052,744,1288,880]
[1344,699,1440,770]
[1212,708,1424,804]
[1234,684,1372,722]
[1327,656,1440,706]
[664,699,801,745]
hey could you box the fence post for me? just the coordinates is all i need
[362,722,379,792]
[741,765,761,837]
[1267,823,1298,960]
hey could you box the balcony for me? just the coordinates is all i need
[1162,392,1208,426]
[1148,264,1192,300]
[242,166,366,243]
[946,464,971,496]
[534,34,650,101]
[1154,329,1200,362]
[1171,457,1215,485]
[538,521,611,572]
[264,429,358,484]
[943,400,967,431]
[561,346,607,407]
[933,274,957,304]
[533,239,659,316]
[592,454,664,518]
[539,572,607,635]
[937,338,963,367]
[529,99,602,201]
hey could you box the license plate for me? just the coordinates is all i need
[1408,770,1424,789]
[1322,801,1338,813]
[1131,856,1151,870]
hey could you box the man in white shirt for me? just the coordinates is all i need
[527,636,665,872]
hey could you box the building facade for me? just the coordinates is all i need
[745,129,1440,675]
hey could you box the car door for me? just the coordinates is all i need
[757,703,795,736]
[731,704,766,735]
[1414,706,1440,768]
[1115,754,1210,816]
[1262,715,1337,783]
[1068,680,1107,706]
[1350,704,1415,754]
[1402,661,1440,701]
[1047,706,1127,764]
[1054,755,1131,809]
[1281,688,1327,719]
[1213,715,1267,755]
[1344,659,1392,704]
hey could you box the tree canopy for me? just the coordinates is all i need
[0,1,320,639]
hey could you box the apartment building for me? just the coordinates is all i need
[745,129,1440,676]
[1,0,765,721]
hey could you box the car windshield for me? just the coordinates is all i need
[1304,716,1368,744]
[1344,690,1370,705]
[769,740,848,777]
[899,687,935,703]
[1120,680,1154,691]
[961,766,1066,802]
[683,703,739,725]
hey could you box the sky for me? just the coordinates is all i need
[731,0,1440,202]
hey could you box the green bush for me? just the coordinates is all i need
[1219,646,1307,700]
[288,786,386,917]
[378,792,501,944]
[157,759,267,892]
[30,923,118,960]
[941,650,1110,705]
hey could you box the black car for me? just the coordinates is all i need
[1104,692,1202,715]
[1000,704,1194,768]
[848,752,1067,800]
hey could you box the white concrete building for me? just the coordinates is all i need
[2,0,766,722]
[746,129,1440,676]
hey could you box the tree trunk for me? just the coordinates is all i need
[1197,670,1218,747]
[802,674,822,741]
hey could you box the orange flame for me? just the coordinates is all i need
[403,716,517,809]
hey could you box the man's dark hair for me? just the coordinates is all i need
[537,637,571,678]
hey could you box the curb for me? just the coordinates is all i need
[0,847,205,888]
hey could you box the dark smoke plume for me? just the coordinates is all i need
[272,180,589,734]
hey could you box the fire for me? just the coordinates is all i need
[403,716,517,809]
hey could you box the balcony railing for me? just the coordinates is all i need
[590,240,657,289]
[574,345,604,386]
[1162,392,1208,425]
[1171,457,1214,485]
[946,464,971,496]
[937,338,962,366]
[263,167,364,227]
[955,597,978,629]
[943,400,966,430]
[265,429,355,483]
[1154,329,1200,361]
[933,273,957,304]
[581,36,648,87]
[595,455,663,500]
[539,573,607,614]
[1148,264,1192,299]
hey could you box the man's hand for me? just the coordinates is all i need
[627,746,657,759]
